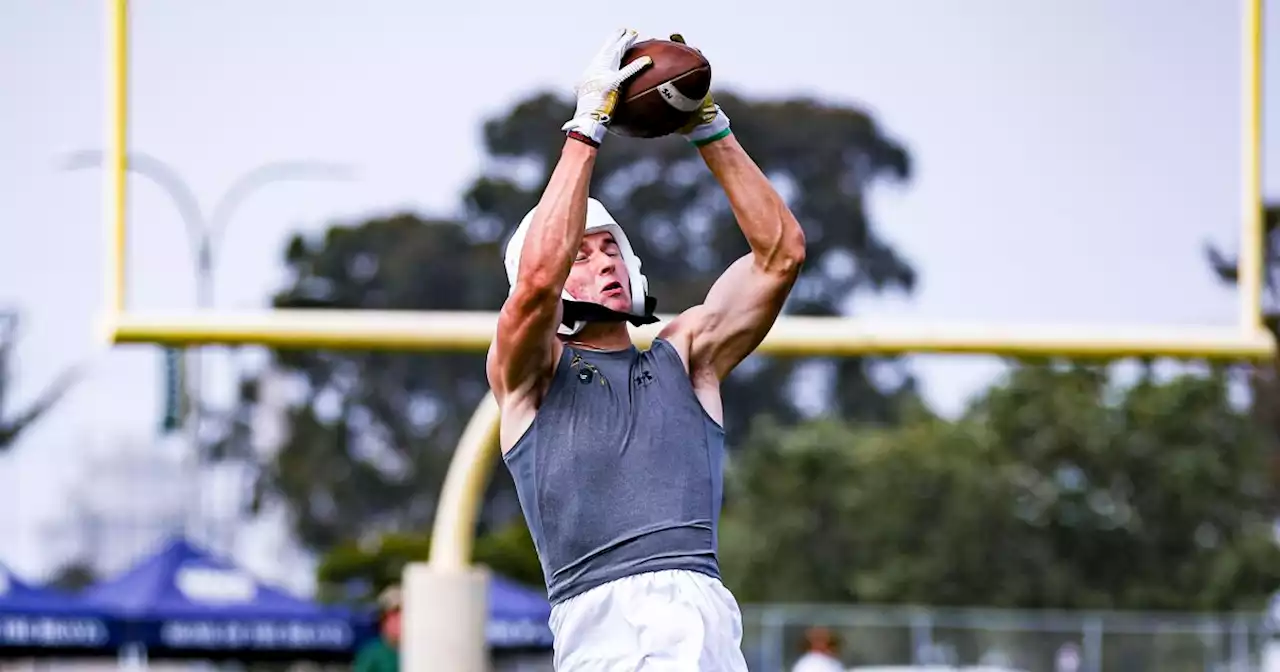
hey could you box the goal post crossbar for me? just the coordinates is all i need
[107,309,1276,360]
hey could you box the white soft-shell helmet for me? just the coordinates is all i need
[504,198,651,336]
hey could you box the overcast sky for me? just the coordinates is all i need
[1,1,1277,591]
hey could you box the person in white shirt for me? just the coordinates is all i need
[791,626,846,672]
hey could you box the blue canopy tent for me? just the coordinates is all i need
[80,538,372,662]
[486,574,553,650]
[344,572,553,651]
[0,564,119,656]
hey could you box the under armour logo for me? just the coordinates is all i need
[634,370,654,387]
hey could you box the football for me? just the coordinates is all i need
[609,39,712,139]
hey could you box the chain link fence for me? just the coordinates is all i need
[741,604,1276,671]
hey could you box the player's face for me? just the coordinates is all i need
[565,231,631,312]
[382,609,402,644]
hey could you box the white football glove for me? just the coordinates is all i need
[669,34,732,147]
[562,28,653,146]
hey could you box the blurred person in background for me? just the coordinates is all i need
[791,627,845,672]
[491,28,805,672]
[354,585,402,672]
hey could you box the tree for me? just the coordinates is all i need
[222,215,514,552]
[0,310,84,451]
[230,89,919,554]
[463,91,918,438]
[315,523,543,605]
[1205,203,1280,507]
[719,362,1280,612]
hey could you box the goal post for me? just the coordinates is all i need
[94,0,1269,669]
[98,0,1271,364]
[108,309,1275,358]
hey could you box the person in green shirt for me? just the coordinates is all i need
[354,586,403,672]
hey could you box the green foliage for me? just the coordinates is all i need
[473,520,544,588]
[317,533,431,603]
[720,362,1280,611]
[1206,202,1280,510]
[316,523,543,605]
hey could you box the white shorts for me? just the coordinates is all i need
[548,569,749,671]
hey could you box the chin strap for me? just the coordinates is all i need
[561,296,659,329]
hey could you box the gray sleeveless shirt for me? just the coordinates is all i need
[501,338,726,605]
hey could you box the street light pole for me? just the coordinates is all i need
[0,310,17,423]
[61,150,355,552]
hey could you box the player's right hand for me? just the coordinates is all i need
[669,34,732,147]
[561,28,653,147]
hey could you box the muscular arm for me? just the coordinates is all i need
[665,133,806,380]
[487,139,596,400]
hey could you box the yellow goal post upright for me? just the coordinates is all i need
[98,1,1267,669]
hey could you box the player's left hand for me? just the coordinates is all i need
[562,28,654,147]
[670,34,732,147]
